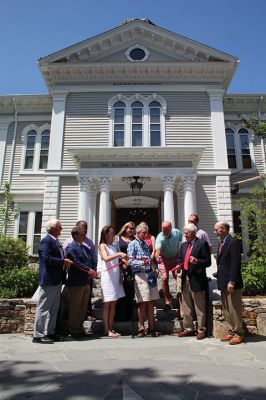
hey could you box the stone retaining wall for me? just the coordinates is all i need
[1,297,266,337]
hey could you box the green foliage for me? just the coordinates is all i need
[240,113,266,138]
[0,234,29,271]
[0,266,38,298]
[242,259,266,296]
[0,182,18,234]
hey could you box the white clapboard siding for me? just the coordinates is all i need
[3,121,47,189]
[58,176,79,242]
[196,176,218,245]
[63,91,213,169]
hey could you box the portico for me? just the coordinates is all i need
[69,147,203,241]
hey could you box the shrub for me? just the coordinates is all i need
[0,234,29,271]
[242,258,266,296]
[0,266,38,298]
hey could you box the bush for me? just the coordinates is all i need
[242,258,266,296]
[0,234,29,271]
[0,266,38,298]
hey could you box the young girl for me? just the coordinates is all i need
[98,225,127,337]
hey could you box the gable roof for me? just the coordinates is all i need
[38,19,239,91]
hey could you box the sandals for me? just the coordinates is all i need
[103,330,120,338]
[137,328,145,337]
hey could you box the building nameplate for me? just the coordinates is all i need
[80,161,192,169]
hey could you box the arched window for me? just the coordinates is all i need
[39,130,50,169]
[149,101,161,146]
[131,101,143,146]
[24,130,37,169]
[238,128,251,169]
[225,128,236,169]
[113,101,125,147]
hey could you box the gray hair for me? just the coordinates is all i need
[183,223,197,233]
[45,219,61,233]
[136,222,148,234]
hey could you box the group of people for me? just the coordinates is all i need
[32,214,244,346]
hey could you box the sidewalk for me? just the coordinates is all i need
[1,333,266,399]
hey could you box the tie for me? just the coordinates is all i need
[184,242,192,270]
[218,241,223,255]
[56,240,64,258]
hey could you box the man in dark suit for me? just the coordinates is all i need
[177,223,211,340]
[66,227,97,339]
[214,221,244,345]
[33,219,73,344]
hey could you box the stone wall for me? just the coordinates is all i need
[1,296,266,337]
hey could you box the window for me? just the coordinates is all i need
[109,95,166,147]
[18,212,28,242]
[33,212,42,254]
[149,101,161,146]
[131,101,143,146]
[113,102,125,147]
[225,128,236,168]
[239,128,252,169]
[225,125,253,170]
[17,211,42,254]
[39,130,50,169]
[21,124,50,171]
[24,130,37,169]
[125,44,150,62]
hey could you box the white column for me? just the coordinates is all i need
[0,118,12,187]
[97,176,112,238]
[182,176,197,224]
[87,178,98,242]
[177,183,185,230]
[161,176,176,227]
[208,89,228,169]
[77,176,90,221]
[47,92,68,170]
[41,175,60,235]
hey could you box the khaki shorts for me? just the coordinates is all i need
[134,272,159,303]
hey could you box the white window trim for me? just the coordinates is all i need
[108,94,166,148]
[15,207,43,255]
[225,122,255,172]
[20,123,50,173]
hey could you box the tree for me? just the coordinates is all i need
[236,176,266,295]
[0,182,18,234]
[240,113,266,138]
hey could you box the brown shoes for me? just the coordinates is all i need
[196,331,205,340]
[220,334,234,342]
[177,330,195,337]
[229,336,244,345]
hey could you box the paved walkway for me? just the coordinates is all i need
[0,333,266,400]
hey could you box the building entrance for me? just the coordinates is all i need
[115,207,160,236]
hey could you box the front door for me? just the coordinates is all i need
[115,207,159,236]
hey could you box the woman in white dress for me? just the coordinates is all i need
[98,225,128,337]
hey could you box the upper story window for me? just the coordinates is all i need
[149,101,161,146]
[238,128,252,169]
[24,130,37,169]
[21,124,50,172]
[225,128,236,169]
[113,101,125,147]
[131,101,143,146]
[225,124,253,171]
[109,95,166,148]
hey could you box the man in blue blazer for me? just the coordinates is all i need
[33,219,73,344]
[214,221,244,345]
[66,226,97,339]
[177,223,211,340]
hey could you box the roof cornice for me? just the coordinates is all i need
[224,94,266,113]
[0,95,52,114]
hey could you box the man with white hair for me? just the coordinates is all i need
[33,219,73,344]
[176,223,211,340]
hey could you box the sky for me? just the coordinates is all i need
[0,0,265,95]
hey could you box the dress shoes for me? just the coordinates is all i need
[177,330,195,337]
[196,331,206,340]
[32,336,54,344]
[220,334,234,342]
[229,336,244,345]
[47,334,61,342]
